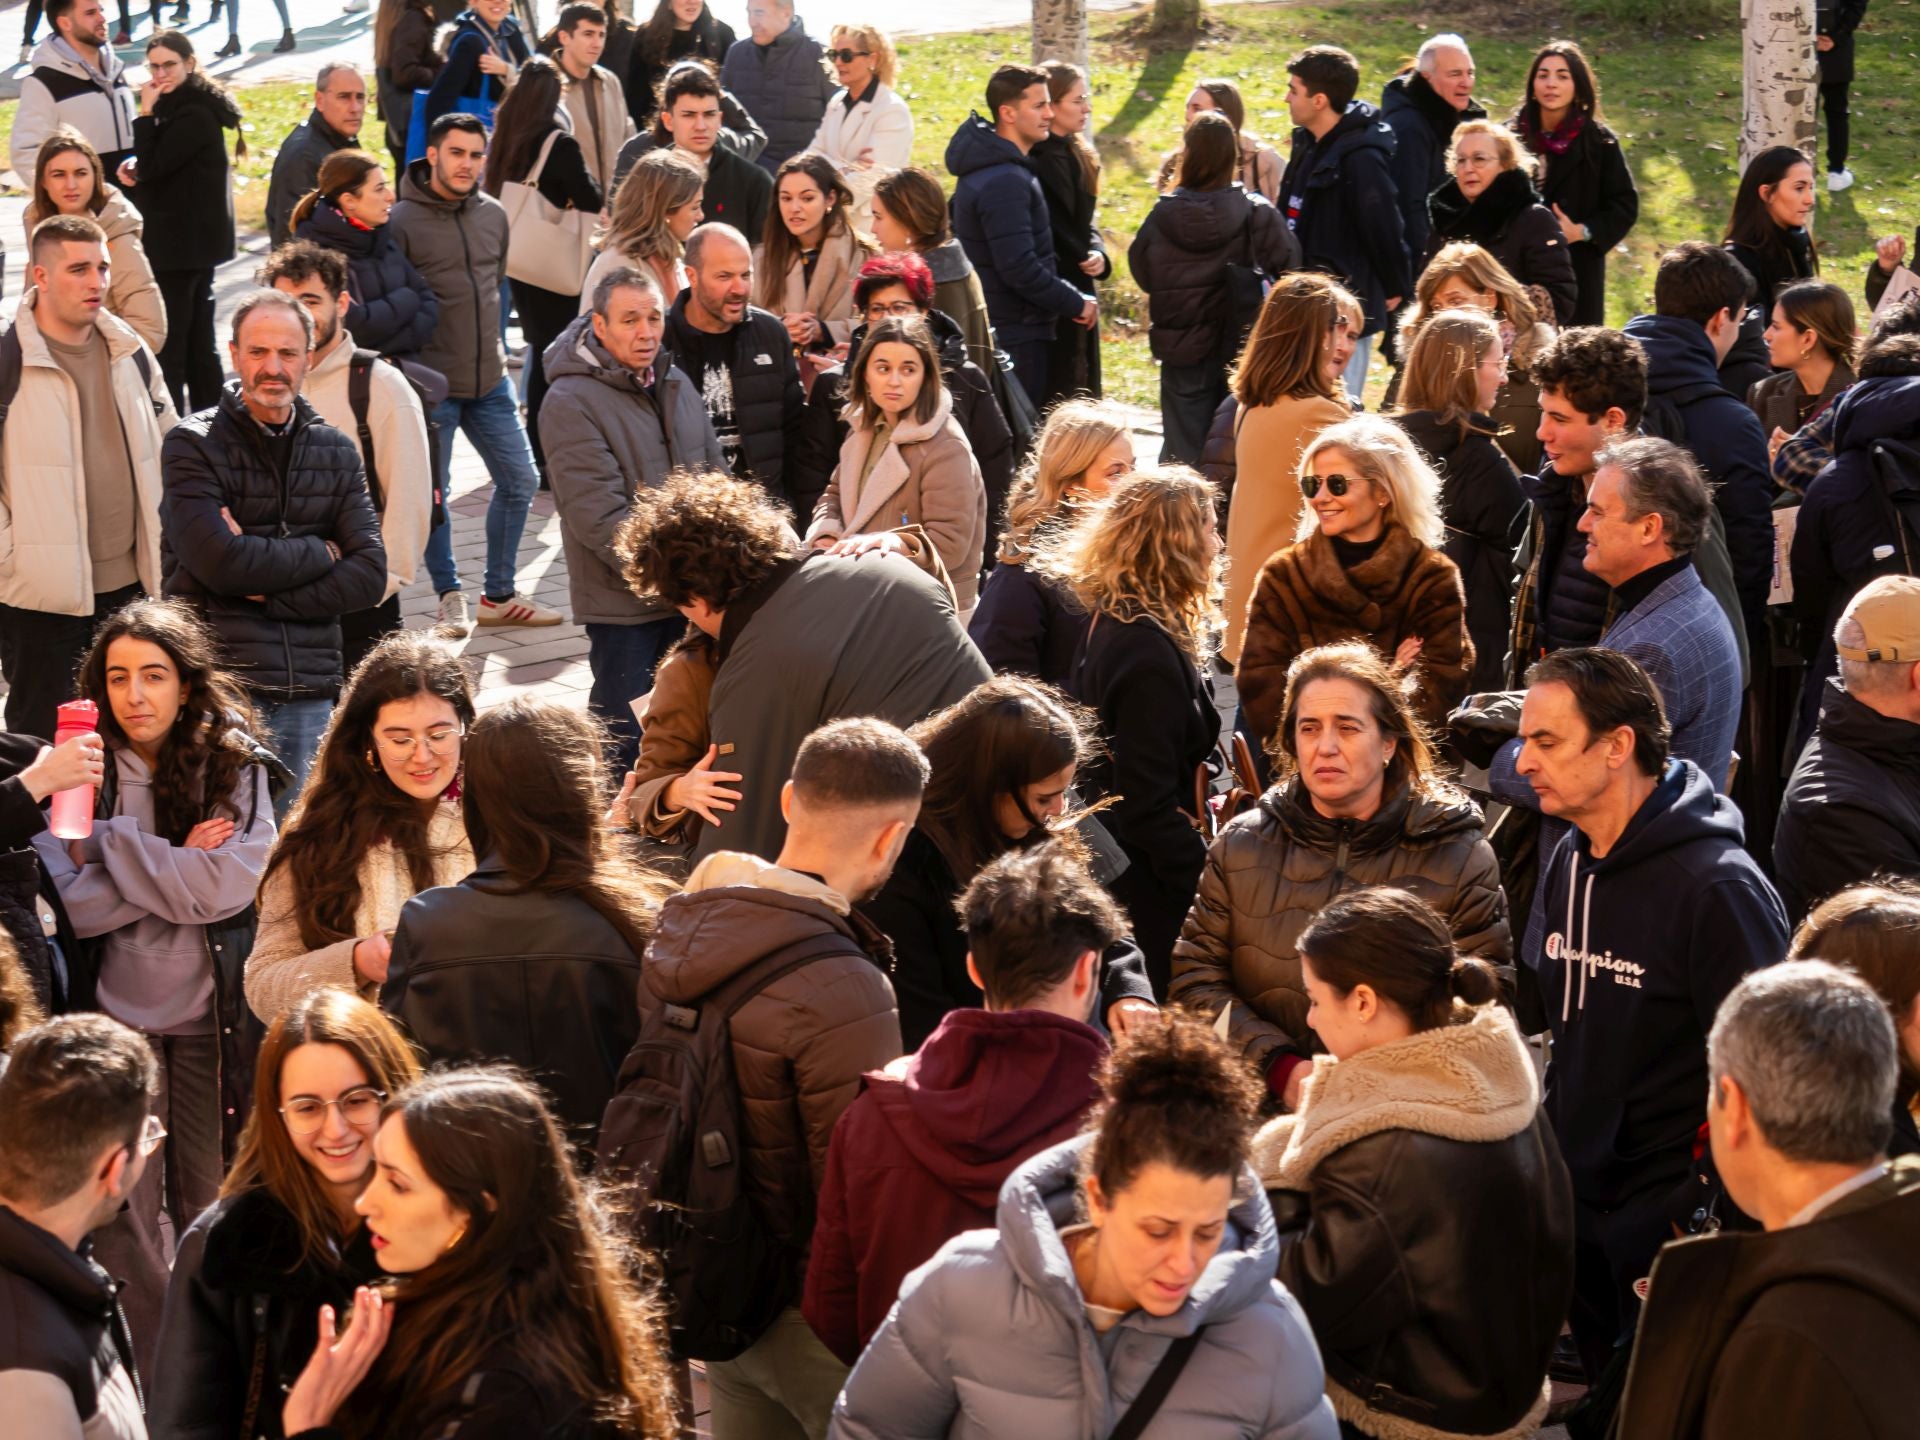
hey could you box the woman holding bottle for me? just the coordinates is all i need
[757,151,874,351]
[292,149,440,360]
[1032,60,1108,405]
[244,631,476,1024]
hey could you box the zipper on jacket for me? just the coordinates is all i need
[454,204,484,397]
[1332,821,1353,883]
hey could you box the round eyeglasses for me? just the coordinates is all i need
[864,300,921,322]
[373,727,464,760]
[280,1087,388,1135]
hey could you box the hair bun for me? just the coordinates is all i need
[1448,955,1502,1008]
[1104,1010,1260,1121]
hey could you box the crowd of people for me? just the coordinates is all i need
[1,4,1919,1439]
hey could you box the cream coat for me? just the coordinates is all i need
[806,389,986,609]
[25,188,168,353]
[755,223,867,345]
[0,290,175,617]
[1222,390,1351,663]
[561,63,638,195]
[243,800,474,1022]
[807,82,914,213]
[300,332,433,601]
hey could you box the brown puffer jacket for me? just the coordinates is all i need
[1169,777,1510,1076]
[636,853,903,1262]
[1236,522,1472,748]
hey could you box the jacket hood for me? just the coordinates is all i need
[1263,774,1489,854]
[1816,677,1920,773]
[944,112,1030,178]
[399,158,475,212]
[865,1008,1106,1208]
[540,311,667,393]
[1294,101,1396,176]
[1830,373,1920,454]
[154,73,242,128]
[1429,165,1544,241]
[31,35,122,82]
[1146,183,1267,250]
[924,236,976,285]
[996,1133,1282,1337]
[1395,407,1500,462]
[1622,313,1725,397]
[296,196,379,258]
[1251,1002,1539,1190]
[685,850,851,912]
[1579,758,1745,876]
[644,875,866,1002]
[91,186,143,242]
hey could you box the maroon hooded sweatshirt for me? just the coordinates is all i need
[800,1005,1107,1364]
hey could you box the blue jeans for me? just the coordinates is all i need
[229,0,293,37]
[260,698,334,819]
[424,378,540,601]
[588,618,682,775]
[1342,333,1375,402]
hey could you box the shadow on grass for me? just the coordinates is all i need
[1096,31,1197,144]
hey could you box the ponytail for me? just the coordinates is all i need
[289,188,322,230]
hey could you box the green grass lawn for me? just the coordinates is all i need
[9,0,1916,408]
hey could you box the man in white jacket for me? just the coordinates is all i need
[10,0,136,185]
[0,213,175,742]
[261,240,434,673]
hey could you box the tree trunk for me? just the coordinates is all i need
[1153,0,1202,37]
[1739,0,1818,169]
[1032,0,1089,71]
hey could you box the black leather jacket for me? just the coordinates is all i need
[381,857,644,1153]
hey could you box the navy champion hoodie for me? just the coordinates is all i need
[1538,759,1788,1209]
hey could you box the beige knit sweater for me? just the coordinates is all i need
[243,802,474,1023]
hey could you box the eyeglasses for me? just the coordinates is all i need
[280,1087,388,1135]
[827,49,871,63]
[1300,473,1364,499]
[864,300,921,321]
[373,726,464,760]
[134,1113,167,1158]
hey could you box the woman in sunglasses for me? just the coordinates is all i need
[147,988,421,1440]
[245,632,477,1025]
[1236,415,1473,748]
[806,23,913,215]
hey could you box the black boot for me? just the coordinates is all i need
[213,32,239,57]
[274,25,296,52]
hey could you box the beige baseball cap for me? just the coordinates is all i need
[1836,574,1920,663]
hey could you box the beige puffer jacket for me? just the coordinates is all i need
[24,187,167,353]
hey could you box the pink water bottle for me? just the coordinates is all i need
[48,699,99,840]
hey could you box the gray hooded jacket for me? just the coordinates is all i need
[829,1133,1339,1440]
[388,159,511,401]
[540,314,725,625]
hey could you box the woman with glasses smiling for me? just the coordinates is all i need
[246,632,477,1025]
[147,989,420,1440]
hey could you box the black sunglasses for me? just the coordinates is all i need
[827,48,871,63]
[1300,473,1362,499]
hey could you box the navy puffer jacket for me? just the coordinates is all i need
[945,114,1086,346]
[720,15,835,171]
[160,386,386,700]
[294,198,439,359]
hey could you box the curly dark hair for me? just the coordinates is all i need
[80,599,264,845]
[615,469,792,610]
[1528,324,1647,429]
[262,630,478,951]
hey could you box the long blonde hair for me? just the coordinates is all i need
[1394,308,1502,439]
[1297,415,1447,550]
[1400,241,1547,365]
[597,149,704,264]
[1034,467,1221,667]
[999,400,1130,560]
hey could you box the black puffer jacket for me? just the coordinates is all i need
[1170,778,1510,1075]
[381,856,645,1154]
[798,307,1015,550]
[293,199,440,359]
[1394,409,1528,693]
[147,1187,381,1440]
[1424,167,1578,325]
[159,386,386,701]
[1261,1004,1575,1440]
[1128,185,1301,366]
[130,78,241,271]
[662,291,808,514]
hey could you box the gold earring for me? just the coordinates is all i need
[442,1221,468,1254]
[366,748,379,770]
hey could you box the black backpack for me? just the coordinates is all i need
[596,932,850,1362]
[0,323,161,425]
[346,349,448,528]
[1870,435,1920,575]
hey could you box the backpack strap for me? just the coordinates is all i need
[347,349,386,515]
[661,930,864,1035]
[0,327,23,432]
[1109,1326,1208,1440]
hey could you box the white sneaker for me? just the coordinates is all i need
[342,0,369,9]
[434,589,472,639]
[19,44,31,64]
[476,592,564,627]
[1828,168,1855,193]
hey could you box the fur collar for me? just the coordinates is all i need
[1252,1003,1538,1191]
[1428,166,1542,246]
[1329,1374,1551,1440]
[833,388,956,535]
[1293,522,1429,627]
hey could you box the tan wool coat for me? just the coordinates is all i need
[756,222,867,345]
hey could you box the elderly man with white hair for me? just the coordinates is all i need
[1775,574,1920,923]
[1380,31,1485,257]
[1617,959,1920,1439]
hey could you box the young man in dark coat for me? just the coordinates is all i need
[1774,576,1920,924]
[1380,32,1485,259]
[1512,647,1788,1384]
[946,64,1097,409]
[159,291,386,810]
[1279,45,1412,397]
[1619,959,1920,1440]
[803,842,1113,1365]
[613,63,772,240]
